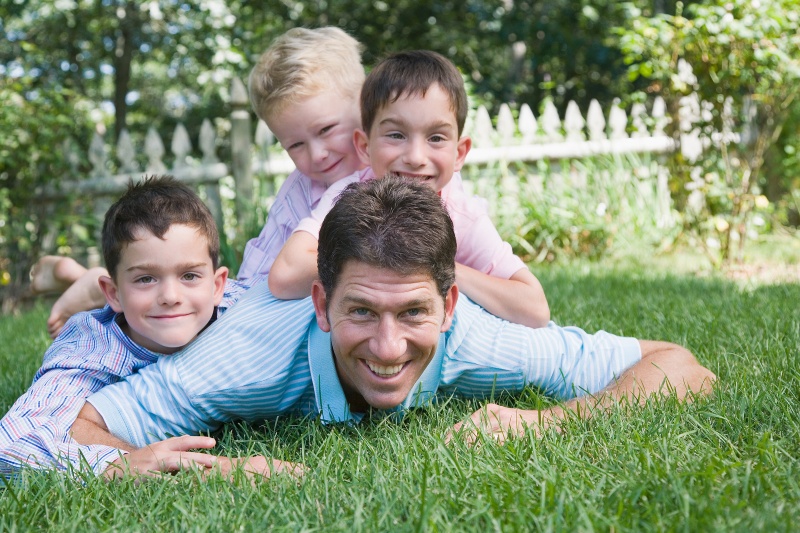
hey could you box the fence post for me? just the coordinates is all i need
[230,77,253,229]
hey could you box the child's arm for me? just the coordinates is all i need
[455,264,550,328]
[268,231,318,299]
[268,174,358,299]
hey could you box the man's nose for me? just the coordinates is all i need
[369,317,406,361]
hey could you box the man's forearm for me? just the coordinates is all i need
[71,402,135,451]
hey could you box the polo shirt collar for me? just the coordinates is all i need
[307,323,446,423]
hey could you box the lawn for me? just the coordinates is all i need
[1,263,799,531]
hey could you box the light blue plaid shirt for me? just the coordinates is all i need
[89,281,641,449]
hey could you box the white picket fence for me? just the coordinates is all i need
[40,75,707,249]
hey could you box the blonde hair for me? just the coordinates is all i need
[249,27,365,124]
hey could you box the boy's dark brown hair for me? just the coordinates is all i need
[102,175,220,278]
[360,50,468,137]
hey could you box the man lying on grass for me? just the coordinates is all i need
[68,176,715,478]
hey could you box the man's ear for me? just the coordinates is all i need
[212,266,229,305]
[354,129,371,166]
[440,283,459,332]
[453,135,472,172]
[98,275,123,313]
[311,280,331,332]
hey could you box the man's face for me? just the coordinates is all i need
[269,91,363,185]
[354,83,470,192]
[99,224,227,354]
[311,261,458,412]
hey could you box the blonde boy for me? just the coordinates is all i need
[269,50,550,328]
[238,26,367,284]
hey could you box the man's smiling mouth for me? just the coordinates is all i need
[366,361,404,377]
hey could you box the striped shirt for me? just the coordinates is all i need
[0,279,249,478]
[237,170,326,286]
[88,281,641,449]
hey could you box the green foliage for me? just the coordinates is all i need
[615,0,800,266]
[3,267,800,529]
[0,77,94,309]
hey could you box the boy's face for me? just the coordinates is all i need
[98,224,228,354]
[354,83,470,193]
[269,91,363,185]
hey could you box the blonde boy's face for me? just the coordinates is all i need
[354,83,470,193]
[98,224,228,354]
[269,92,363,185]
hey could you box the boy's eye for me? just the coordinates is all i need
[135,275,155,284]
[387,132,405,140]
[286,141,303,151]
[319,124,334,135]
[182,273,199,281]
[429,134,446,143]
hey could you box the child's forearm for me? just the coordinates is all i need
[268,231,319,299]
[455,264,550,328]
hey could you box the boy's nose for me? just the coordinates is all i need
[157,279,181,305]
[402,139,426,167]
[310,141,329,163]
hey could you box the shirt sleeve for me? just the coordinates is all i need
[293,174,360,239]
[441,296,641,400]
[0,311,154,478]
[237,170,317,284]
[450,195,527,280]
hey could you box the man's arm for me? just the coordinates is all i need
[450,340,716,443]
[72,402,305,481]
[455,265,550,328]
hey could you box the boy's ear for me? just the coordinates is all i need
[310,280,331,332]
[212,266,229,305]
[98,275,123,313]
[354,129,371,166]
[453,136,472,172]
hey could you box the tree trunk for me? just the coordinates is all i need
[113,1,137,141]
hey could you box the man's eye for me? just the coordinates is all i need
[406,308,422,317]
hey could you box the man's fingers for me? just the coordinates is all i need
[162,435,217,452]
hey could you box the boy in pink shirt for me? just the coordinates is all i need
[269,51,550,328]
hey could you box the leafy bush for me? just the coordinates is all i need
[0,78,93,311]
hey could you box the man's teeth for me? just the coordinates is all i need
[366,361,403,377]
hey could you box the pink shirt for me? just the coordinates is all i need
[294,168,526,280]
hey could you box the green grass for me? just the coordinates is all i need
[2,265,799,531]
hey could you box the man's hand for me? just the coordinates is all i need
[446,403,562,445]
[102,435,307,483]
[102,435,220,481]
